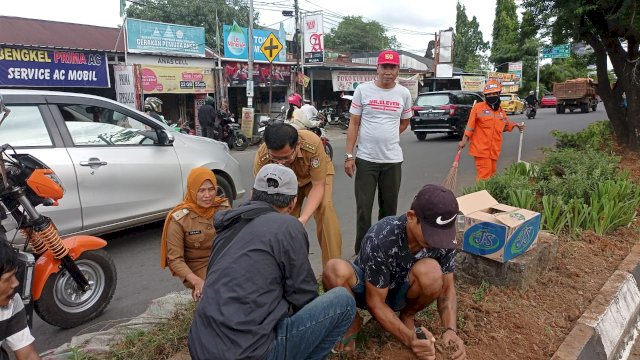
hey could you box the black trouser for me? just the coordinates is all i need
[354,158,402,254]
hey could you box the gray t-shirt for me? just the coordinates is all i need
[349,81,412,163]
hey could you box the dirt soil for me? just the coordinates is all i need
[330,148,640,360]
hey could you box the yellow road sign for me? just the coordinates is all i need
[260,33,283,63]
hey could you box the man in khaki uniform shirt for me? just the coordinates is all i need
[254,123,341,267]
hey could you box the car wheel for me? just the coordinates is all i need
[415,132,427,141]
[215,174,234,205]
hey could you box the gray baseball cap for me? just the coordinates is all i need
[254,164,298,196]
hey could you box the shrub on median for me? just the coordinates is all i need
[463,121,640,236]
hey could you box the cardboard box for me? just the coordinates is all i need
[456,190,541,263]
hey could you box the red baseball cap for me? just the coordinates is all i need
[378,50,400,66]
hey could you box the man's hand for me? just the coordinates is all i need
[458,137,468,149]
[517,122,526,132]
[344,159,356,178]
[442,329,467,360]
[189,276,205,301]
[298,216,310,225]
[411,327,436,360]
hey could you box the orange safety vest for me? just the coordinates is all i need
[464,102,517,160]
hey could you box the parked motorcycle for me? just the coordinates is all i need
[320,107,349,130]
[525,103,537,119]
[308,119,333,161]
[0,144,117,329]
[219,116,249,151]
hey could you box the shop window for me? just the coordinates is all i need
[0,105,53,147]
[58,104,157,146]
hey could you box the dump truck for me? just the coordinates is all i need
[553,78,598,114]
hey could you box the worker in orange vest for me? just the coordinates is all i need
[458,80,525,180]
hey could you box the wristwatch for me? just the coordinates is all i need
[344,153,354,161]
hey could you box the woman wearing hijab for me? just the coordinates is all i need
[160,167,229,300]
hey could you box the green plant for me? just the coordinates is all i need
[586,180,640,235]
[566,198,589,235]
[542,195,569,234]
[508,189,536,209]
[69,347,97,360]
[551,121,613,151]
[472,281,491,303]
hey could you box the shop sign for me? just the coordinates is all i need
[223,61,291,87]
[126,18,205,57]
[398,75,420,102]
[241,107,254,138]
[140,66,214,94]
[127,54,213,68]
[331,71,377,91]
[223,21,287,63]
[460,76,485,92]
[488,72,519,93]
[114,65,140,110]
[0,46,109,87]
[303,14,324,64]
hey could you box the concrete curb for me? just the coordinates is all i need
[552,244,640,360]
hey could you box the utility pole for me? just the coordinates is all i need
[294,0,300,93]
[535,47,541,99]
[248,0,254,108]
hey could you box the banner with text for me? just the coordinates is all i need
[0,47,109,87]
[303,14,324,64]
[488,72,519,93]
[331,71,377,91]
[140,66,214,94]
[126,18,205,57]
[114,65,140,110]
[398,75,420,102]
[223,21,287,62]
[460,76,485,92]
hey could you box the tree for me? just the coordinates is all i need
[489,0,520,71]
[126,0,255,52]
[523,0,640,150]
[324,16,400,53]
[454,2,490,72]
[517,10,540,94]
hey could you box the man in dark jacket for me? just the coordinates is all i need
[188,164,355,360]
[198,96,217,139]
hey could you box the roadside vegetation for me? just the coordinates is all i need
[465,121,640,236]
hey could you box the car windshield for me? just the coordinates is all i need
[500,95,512,101]
[544,94,555,98]
[415,94,450,107]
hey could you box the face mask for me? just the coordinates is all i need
[485,94,501,110]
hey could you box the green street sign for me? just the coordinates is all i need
[542,44,570,59]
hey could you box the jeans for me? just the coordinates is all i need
[265,287,356,360]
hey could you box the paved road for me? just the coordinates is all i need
[33,107,607,352]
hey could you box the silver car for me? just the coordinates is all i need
[0,89,245,236]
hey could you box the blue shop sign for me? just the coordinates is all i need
[223,22,287,62]
[126,18,205,57]
[0,47,110,87]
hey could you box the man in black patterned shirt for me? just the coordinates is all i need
[323,184,467,360]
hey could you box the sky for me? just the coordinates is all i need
[1,0,500,56]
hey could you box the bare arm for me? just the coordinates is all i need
[14,343,41,360]
[437,273,457,330]
[365,282,415,346]
[298,179,324,224]
[344,114,361,177]
[399,118,410,134]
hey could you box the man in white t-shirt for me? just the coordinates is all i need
[344,49,413,254]
[0,238,40,360]
[300,99,320,123]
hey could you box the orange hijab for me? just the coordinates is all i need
[160,167,227,268]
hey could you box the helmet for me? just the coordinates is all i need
[205,96,215,105]
[529,91,535,95]
[303,98,311,104]
[483,80,503,95]
[288,93,303,108]
[144,97,163,112]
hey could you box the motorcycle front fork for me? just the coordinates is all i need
[17,192,91,292]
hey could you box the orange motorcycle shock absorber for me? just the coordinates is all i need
[19,228,48,256]
[34,222,69,259]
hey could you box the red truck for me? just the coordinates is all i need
[553,78,598,114]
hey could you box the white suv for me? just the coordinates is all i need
[0,89,245,236]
